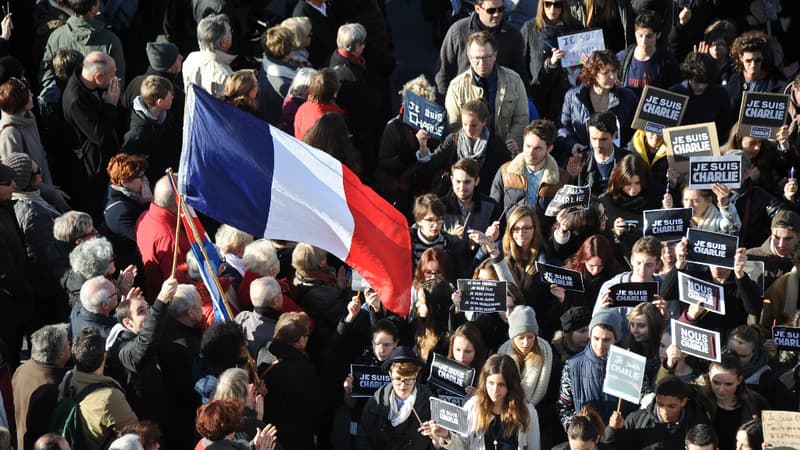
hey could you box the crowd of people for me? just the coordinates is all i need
[0,0,797,449]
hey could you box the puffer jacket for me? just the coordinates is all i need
[356,383,434,450]
[490,152,569,218]
[445,66,529,149]
[558,85,638,153]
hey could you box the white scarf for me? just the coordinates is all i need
[389,387,417,427]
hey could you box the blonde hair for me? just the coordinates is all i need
[280,17,312,49]
[399,74,436,103]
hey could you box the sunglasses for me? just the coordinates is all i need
[544,1,563,7]
[482,5,506,14]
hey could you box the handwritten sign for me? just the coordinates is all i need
[763,410,800,450]
[772,326,800,352]
[642,208,692,242]
[609,281,659,306]
[537,262,584,292]
[602,345,646,404]
[737,92,790,139]
[402,90,446,139]
[350,364,391,397]
[557,29,605,67]
[456,279,507,313]
[685,228,738,269]
[428,353,476,399]
[663,122,720,175]
[430,398,469,436]
[544,184,591,217]
[631,86,689,134]
[688,155,741,190]
[671,319,721,362]
[677,271,725,315]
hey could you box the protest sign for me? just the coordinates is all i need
[743,260,765,296]
[685,228,738,269]
[688,155,741,190]
[350,364,391,398]
[763,410,800,450]
[544,184,591,217]
[737,92,790,139]
[677,271,725,315]
[631,86,689,134]
[557,29,605,67]
[642,208,693,242]
[609,281,659,307]
[430,398,470,436]
[602,345,646,404]
[663,122,720,175]
[428,353,476,398]
[772,326,800,352]
[456,279,507,313]
[402,90,446,139]
[671,319,721,362]
[537,262,585,292]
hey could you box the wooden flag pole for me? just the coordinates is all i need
[167,169,182,278]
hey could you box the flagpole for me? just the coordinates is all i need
[170,176,183,278]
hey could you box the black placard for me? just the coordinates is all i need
[430,398,469,437]
[677,271,725,315]
[427,353,476,398]
[350,364,391,398]
[544,184,591,217]
[609,281,659,306]
[632,86,689,134]
[402,90,447,139]
[456,279,507,313]
[642,208,693,242]
[536,262,585,292]
[686,228,738,269]
[688,155,741,190]
[671,319,721,362]
[772,326,800,352]
[737,92,790,138]
[663,122,720,176]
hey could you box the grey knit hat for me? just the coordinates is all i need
[146,41,180,72]
[508,305,539,338]
[589,309,623,341]
[4,153,31,191]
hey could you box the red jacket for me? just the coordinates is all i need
[135,203,190,303]
[293,101,344,140]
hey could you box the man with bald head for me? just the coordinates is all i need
[136,174,190,302]
[235,276,283,358]
[62,51,122,222]
[70,275,120,338]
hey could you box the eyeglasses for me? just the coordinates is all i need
[391,376,416,385]
[420,217,444,225]
[481,5,506,14]
[469,54,496,62]
[544,1,563,8]
[511,225,535,233]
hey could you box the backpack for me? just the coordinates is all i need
[50,374,113,450]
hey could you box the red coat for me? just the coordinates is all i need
[293,101,344,140]
[135,203,190,303]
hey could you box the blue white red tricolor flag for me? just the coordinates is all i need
[177,84,412,317]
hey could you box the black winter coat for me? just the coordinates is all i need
[293,1,337,68]
[102,186,146,283]
[121,103,181,185]
[0,200,33,365]
[356,383,434,450]
[604,398,709,450]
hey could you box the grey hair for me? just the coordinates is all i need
[79,275,116,312]
[69,237,114,279]
[336,23,367,53]
[186,246,221,280]
[215,224,254,255]
[197,14,231,51]
[243,239,279,276]
[212,367,249,403]
[287,67,317,98]
[109,434,144,450]
[81,51,113,79]
[168,284,202,318]
[53,210,93,243]
[250,276,281,307]
[280,16,312,49]
[30,324,69,365]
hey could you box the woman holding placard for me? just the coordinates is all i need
[420,354,541,450]
[723,121,786,198]
[662,184,741,235]
[448,323,489,387]
[625,302,665,391]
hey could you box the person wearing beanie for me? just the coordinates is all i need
[552,306,591,361]
[7,152,66,328]
[498,304,558,448]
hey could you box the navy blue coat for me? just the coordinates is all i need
[557,85,638,156]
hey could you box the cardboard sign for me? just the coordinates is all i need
[663,122,720,175]
[402,90,446,139]
[772,326,800,352]
[350,364,391,398]
[743,260,765,296]
[685,228,738,269]
[557,29,605,67]
[631,86,689,134]
[763,410,800,450]
[642,208,693,242]
[737,92,790,139]
[609,281,659,306]
[677,271,726,315]
[456,279,507,313]
[688,155,741,190]
[430,398,469,436]
[537,262,585,292]
[602,345,646,404]
[544,184,591,217]
[427,353,476,398]
[671,319,721,362]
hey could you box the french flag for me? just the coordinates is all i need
[177,85,412,317]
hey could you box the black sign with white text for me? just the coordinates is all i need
[686,228,738,269]
[643,208,693,242]
[537,262,585,292]
[456,279,507,313]
[632,86,689,134]
[402,90,446,139]
[772,326,800,352]
[609,282,659,306]
[427,353,476,399]
[737,92,790,139]
[350,364,391,398]
[671,319,721,362]
[544,184,591,217]
[664,122,720,175]
[430,398,469,437]
[688,155,741,190]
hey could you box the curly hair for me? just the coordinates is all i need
[107,153,148,186]
[730,30,771,73]
[578,49,619,88]
[399,74,436,103]
[69,237,114,279]
[680,51,719,84]
[195,399,244,441]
